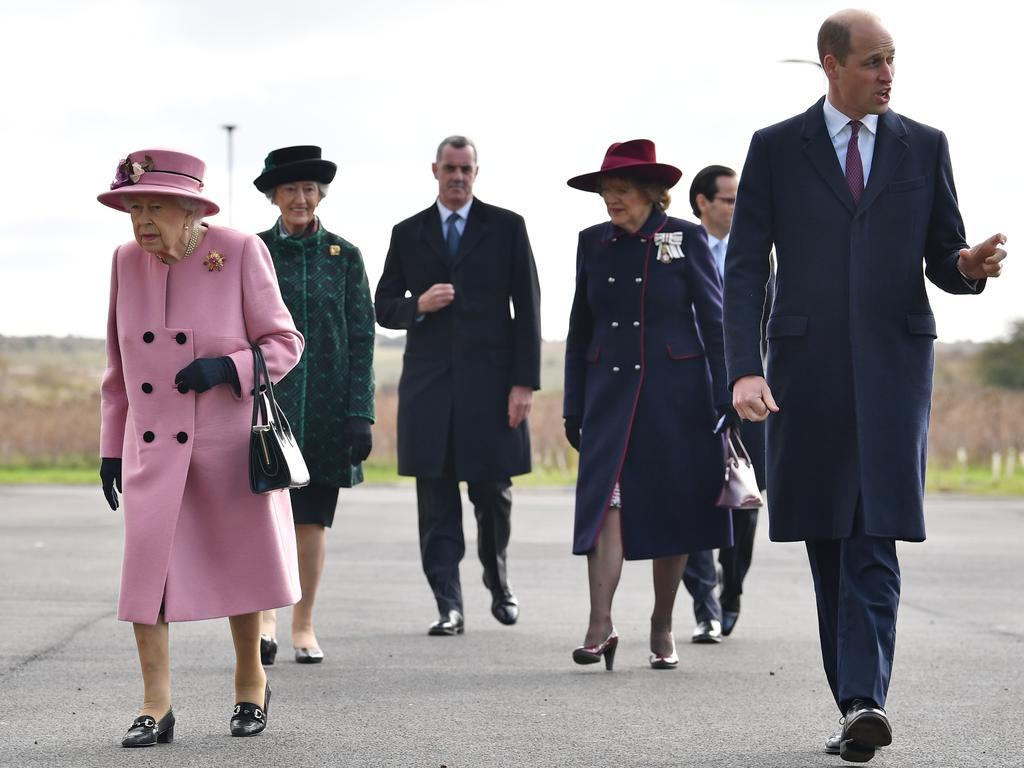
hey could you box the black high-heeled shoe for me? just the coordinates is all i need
[230,682,271,737]
[572,631,619,670]
[260,634,278,666]
[121,708,174,747]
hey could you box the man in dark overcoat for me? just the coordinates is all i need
[374,135,541,636]
[725,9,1006,762]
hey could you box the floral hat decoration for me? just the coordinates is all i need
[98,148,220,215]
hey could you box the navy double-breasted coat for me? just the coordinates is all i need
[725,98,983,543]
[374,199,541,482]
[564,210,733,560]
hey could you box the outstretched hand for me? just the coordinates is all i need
[958,233,1007,280]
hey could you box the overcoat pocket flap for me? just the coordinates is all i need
[906,313,937,337]
[666,343,703,360]
[765,315,808,338]
[888,176,927,193]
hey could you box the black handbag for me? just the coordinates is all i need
[249,343,310,494]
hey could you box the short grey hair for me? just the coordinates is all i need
[436,135,478,164]
[265,182,329,203]
[121,194,207,222]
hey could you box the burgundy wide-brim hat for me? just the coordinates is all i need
[253,145,337,193]
[97,148,220,216]
[567,139,682,192]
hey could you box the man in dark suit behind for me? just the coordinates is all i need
[375,136,541,637]
[724,9,1006,763]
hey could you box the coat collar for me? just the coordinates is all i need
[600,208,668,243]
[801,97,908,215]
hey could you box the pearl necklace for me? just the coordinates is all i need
[158,224,203,265]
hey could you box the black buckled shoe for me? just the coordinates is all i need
[121,709,174,747]
[840,700,892,762]
[230,682,271,737]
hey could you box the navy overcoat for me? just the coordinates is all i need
[375,199,541,482]
[564,210,733,560]
[724,98,983,543]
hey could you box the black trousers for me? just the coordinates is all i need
[415,430,512,614]
[719,507,759,612]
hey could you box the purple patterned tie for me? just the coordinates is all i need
[846,120,864,205]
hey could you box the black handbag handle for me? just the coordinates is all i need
[250,343,296,437]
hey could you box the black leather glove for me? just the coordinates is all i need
[345,417,373,466]
[564,417,581,451]
[715,405,742,433]
[174,356,239,394]
[100,457,122,511]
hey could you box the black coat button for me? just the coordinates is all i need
[141,382,153,394]
[176,432,189,444]
[143,332,155,343]
[175,332,187,344]
[177,382,189,394]
[142,431,155,443]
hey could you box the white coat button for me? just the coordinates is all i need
[611,321,619,328]
[640,238,647,243]
[635,277,643,283]
[634,364,641,371]
[633,321,640,327]
[612,366,620,373]
[608,277,616,283]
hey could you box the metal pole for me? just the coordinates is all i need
[222,124,236,225]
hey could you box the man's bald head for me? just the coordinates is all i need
[818,9,884,66]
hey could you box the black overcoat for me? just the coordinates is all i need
[564,211,733,560]
[374,199,541,481]
[725,99,983,543]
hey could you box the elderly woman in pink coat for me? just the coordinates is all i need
[97,149,304,746]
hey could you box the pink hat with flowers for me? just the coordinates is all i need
[97,148,219,215]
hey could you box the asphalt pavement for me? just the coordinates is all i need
[0,485,1021,768]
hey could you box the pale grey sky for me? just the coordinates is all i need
[1,0,1017,341]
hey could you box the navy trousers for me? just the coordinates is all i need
[720,507,758,612]
[805,522,900,712]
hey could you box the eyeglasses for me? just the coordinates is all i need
[712,196,736,205]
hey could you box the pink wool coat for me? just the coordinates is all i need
[101,224,304,624]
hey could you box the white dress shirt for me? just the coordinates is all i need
[823,98,878,183]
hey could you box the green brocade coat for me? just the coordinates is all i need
[259,220,375,487]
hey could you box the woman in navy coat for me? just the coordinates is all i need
[564,140,733,670]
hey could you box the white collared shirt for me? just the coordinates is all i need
[436,198,473,241]
[706,230,729,279]
[823,98,878,184]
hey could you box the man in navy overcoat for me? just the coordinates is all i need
[724,9,1006,763]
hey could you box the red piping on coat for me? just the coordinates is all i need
[590,219,667,549]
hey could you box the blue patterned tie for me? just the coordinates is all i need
[446,213,461,258]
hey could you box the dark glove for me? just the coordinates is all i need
[345,417,373,466]
[564,418,581,451]
[715,405,742,434]
[100,457,122,511]
[174,356,239,394]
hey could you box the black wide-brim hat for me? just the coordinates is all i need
[567,139,682,192]
[253,145,337,192]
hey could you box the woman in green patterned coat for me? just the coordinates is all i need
[253,146,375,665]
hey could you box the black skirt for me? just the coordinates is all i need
[289,484,340,527]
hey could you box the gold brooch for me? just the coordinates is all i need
[203,251,225,271]
[329,245,341,256]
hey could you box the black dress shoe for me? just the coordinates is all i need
[721,610,740,636]
[295,647,324,664]
[260,634,278,666]
[230,682,271,737]
[691,619,723,644]
[840,700,892,762]
[428,609,465,636]
[121,709,174,747]
[490,590,519,625]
